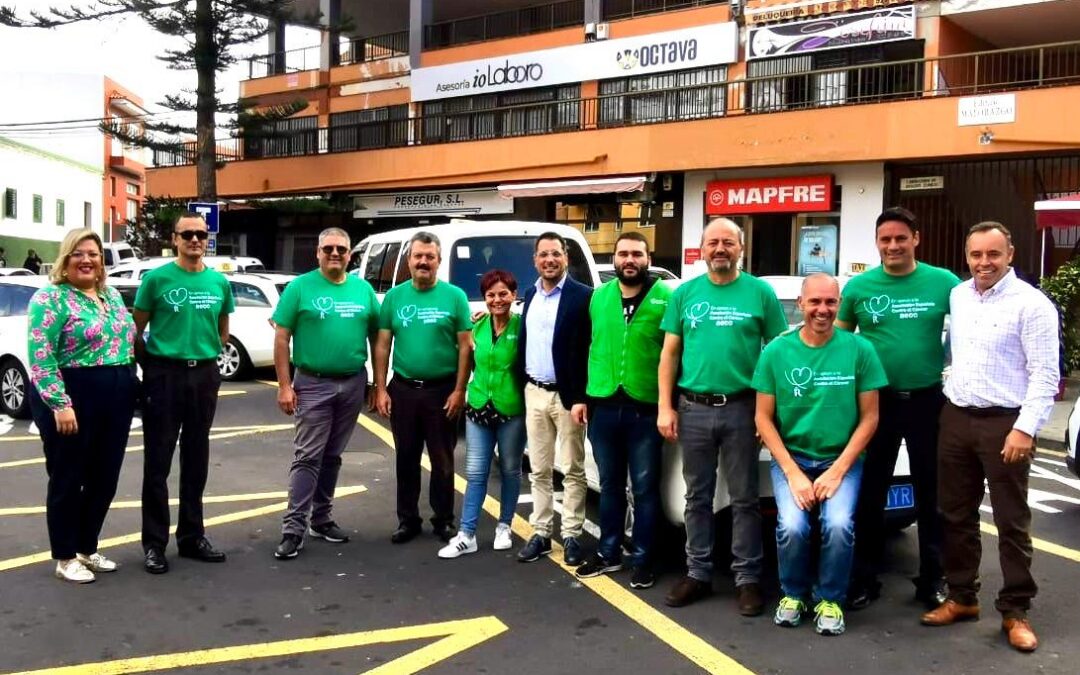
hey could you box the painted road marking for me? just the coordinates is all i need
[3,616,508,675]
[0,490,298,517]
[0,425,294,469]
[980,521,1080,563]
[0,422,286,444]
[0,486,366,573]
[353,413,755,675]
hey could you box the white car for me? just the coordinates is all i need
[107,255,265,280]
[0,276,48,417]
[1067,396,1079,477]
[0,268,36,276]
[596,264,679,284]
[111,272,295,381]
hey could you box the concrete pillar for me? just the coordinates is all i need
[320,0,341,70]
[268,19,287,75]
[409,0,432,70]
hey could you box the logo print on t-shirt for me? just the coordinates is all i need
[864,295,892,324]
[164,288,188,313]
[398,304,417,327]
[784,367,814,397]
[685,301,711,329]
[313,296,334,319]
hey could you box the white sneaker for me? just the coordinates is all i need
[493,523,513,551]
[77,552,119,573]
[54,559,95,584]
[438,532,477,559]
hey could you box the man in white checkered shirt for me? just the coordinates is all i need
[921,222,1059,654]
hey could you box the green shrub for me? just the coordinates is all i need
[1041,258,1080,371]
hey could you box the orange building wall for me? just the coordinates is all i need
[103,77,146,239]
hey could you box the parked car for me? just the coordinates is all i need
[0,276,49,418]
[1067,395,1079,477]
[111,272,295,381]
[596,264,679,284]
[0,268,36,277]
[103,242,139,269]
[107,255,265,279]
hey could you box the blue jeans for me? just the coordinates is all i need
[771,456,863,604]
[588,402,663,568]
[460,417,526,535]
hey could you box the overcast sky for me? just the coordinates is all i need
[0,0,319,127]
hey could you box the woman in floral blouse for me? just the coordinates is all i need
[28,228,137,583]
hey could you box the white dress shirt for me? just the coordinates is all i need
[944,269,1060,436]
[524,275,565,383]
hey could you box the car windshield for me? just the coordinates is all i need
[448,236,593,300]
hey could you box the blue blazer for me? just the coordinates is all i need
[517,276,592,410]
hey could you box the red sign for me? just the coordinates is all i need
[684,248,701,265]
[705,175,834,215]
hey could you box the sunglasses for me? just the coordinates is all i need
[176,230,210,241]
[321,245,349,256]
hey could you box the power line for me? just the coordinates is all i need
[0,108,194,129]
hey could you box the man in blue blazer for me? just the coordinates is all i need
[515,231,592,566]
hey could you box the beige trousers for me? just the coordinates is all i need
[524,382,587,539]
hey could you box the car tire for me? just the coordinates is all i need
[218,338,252,381]
[0,358,31,419]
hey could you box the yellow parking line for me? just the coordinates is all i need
[218,390,246,397]
[0,490,298,517]
[5,616,507,675]
[1036,448,1067,458]
[353,414,755,675]
[0,425,294,470]
[0,485,366,573]
[981,521,1080,564]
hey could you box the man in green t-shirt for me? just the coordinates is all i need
[271,228,380,560]
[838,207,961,611]
[659,218,787,615]
[134,212,235,574]
[754,273,887,637]
[373,232,472,545]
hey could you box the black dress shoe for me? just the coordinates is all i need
[432,523,456,543]
[144,548,168,574]
[391,523,421,544]
[177,537,227,562]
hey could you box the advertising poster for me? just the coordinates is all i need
[797,223,838,275]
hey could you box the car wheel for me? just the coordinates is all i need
[218,338,252,381]
[0,358,31,419]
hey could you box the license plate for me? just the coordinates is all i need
[886,483,915,511]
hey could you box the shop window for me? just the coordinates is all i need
[3,188,16,219]
[32,195,43,223]
[329,105,409,152]
[599,66,727,128]
[421,85,580,144]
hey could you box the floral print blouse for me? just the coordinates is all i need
[27,284,136,412]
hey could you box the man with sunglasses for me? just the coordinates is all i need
[272,229,380,560]
[134,212,235,574]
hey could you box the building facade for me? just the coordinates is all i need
[146,0,1080,277]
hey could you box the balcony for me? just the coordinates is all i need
[247,30,409,80]
[157,40,1080,169]
[423,0,584,49]
[601,0,727,21]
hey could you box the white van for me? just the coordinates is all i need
[349,220,600,310]
[103,242,139,269]
[107,255,265,279]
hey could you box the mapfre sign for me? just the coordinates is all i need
[705,176,834,215]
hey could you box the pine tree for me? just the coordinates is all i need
[0,1,316,201]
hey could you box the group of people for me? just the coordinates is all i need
[29,207,1059,653]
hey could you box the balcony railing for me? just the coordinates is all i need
[601,0,727,20]
[424,0,584,49]
[157,41,1080,168]
[247,30,410,79]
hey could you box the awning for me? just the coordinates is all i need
[496,176,646,199]
[1035,193,1080,229]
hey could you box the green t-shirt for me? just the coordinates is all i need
[660,272,788,395]
[837,262,960,390]
[134,262,235,360]
[272,270,380,375]
[379,280,471,380]
[752,329,888,461]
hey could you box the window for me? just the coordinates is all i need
[329,105,409,152]
[3,188,16,219]
[126,199,138,221]
[83,202,92,228]
[599,66,727,127]
[243,115,319,159]
[31,195,43,223]
[110,177,116,196]
[348,243,368,274]
[448,235,593,300]
[362,241,403,293]
[421,85,580,143]
[110,207,118,225]
[0,284,36,317]
[56,199,65,226]
[126,182,139,196]
[104,250,114,267]
[230,281,271,308]
[584,222,599,233]
[115,285,139,309]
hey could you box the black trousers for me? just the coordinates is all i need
[852,385,945,590]
[30,366,135,560]
[141,358,220,552]
[388,377,457,529]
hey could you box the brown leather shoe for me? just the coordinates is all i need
[920,600,980,626]
[665,575,712,608]
[1002,618,1038,652]
[735,583,764,616]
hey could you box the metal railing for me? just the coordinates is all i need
[601,0,727,20]
[157,41,1080,168]
[340,30,409,66]
[424,0,584,49]
[247,30,409,79]
[247,44,321,80]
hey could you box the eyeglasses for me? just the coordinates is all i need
[70,251,101,261]
[176,230,210,241]
[320,245,349,256]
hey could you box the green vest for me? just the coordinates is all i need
[586,280,672,403]
[467,313,525,416]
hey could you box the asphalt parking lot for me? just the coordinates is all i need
[2,378,1079,675]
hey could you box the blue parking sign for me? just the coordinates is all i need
[187,202,220,233]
